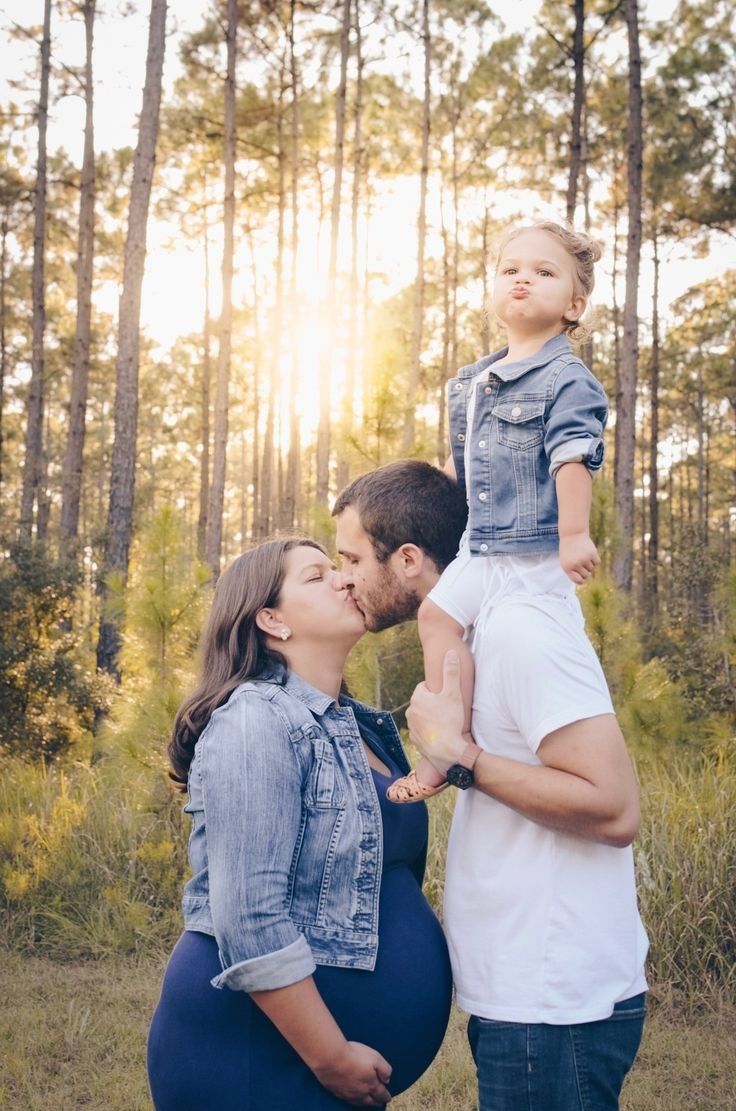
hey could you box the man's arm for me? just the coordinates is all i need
[406,652,640,848]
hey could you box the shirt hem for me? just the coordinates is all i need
[456,972,648,1025]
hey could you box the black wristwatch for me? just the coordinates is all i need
[445,741,482,790]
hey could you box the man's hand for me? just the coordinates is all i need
[558,531,599,584]
[406,651,468,775]
[313,1041,392,1106]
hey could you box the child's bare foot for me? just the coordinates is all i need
[387,761,448,804]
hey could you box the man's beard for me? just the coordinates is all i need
[357,565,421,633]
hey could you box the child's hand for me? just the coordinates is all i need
[559,532,599,584]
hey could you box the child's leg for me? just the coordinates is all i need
[418,598,475,735]
[387,599,475,803]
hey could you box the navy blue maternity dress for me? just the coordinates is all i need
[147,733,452,1109]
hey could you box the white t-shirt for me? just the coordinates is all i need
[443,588,649,1024]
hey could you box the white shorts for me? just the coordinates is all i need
[427,545,574,630]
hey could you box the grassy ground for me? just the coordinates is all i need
[2,953,735,1109]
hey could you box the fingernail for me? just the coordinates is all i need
[447,651,459,663]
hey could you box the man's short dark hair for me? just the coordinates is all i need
[332,460,467,571]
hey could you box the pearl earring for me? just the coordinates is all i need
[280,627,292,641]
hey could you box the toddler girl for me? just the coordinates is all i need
[388,220,607,802]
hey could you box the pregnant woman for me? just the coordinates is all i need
[147,537,452,1108]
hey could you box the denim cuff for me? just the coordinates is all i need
[210,935,316,993]
[550,436,604,479]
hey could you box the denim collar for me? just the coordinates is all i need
[465,332,571,383]
[281,668,338,716]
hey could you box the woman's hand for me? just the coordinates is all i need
[313,1040,393,1105]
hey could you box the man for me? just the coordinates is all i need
[333,459,648,1111]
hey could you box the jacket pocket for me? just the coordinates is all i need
[305,737,345,810]
[493,399,545,450]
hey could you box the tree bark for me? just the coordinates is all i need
[337,0,364,492]
[0,206,8,495]
[61,0,96,543]
[259,71,287,536]
[566,0,585,224]
[197,183,212,560]
[647,223,660,611]
[316,0,351,508]
[19,0,51,541]
[205,0,238,578]
[283,0,300,528]
[613,0,643,591]
[96,0,167,681]
[402,0,430,455]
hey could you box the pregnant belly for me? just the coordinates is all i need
[314,869,452,1097]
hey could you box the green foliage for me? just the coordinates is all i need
[635,751,736,1003]
[345,622,424,728]
[98,508,210,769]
[0,759,188,959]
[0,542,107,762]
[581,573,691,750]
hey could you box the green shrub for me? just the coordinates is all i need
[635,751,736,1005]
[0,541,107,761]
[0,759,188,959]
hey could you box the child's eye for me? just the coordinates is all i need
[538,269,554,277]
[502,266,517,275]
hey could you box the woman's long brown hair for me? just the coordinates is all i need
[168,537,325,790]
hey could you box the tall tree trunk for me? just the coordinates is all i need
[197,186,212,560]
[96,0,167,681]
[402,0,430,455]
[613,0,642,591]
[19,0,51,541]
[566,0,585,224]
[205,0,237,577]
[696,359,705,538]
[316,0,351,509]
[260,72,287,536]
[248,230,260,538]
[611,169,621,490]
[438,183,450,464]
[647,223,660,611]
[336,0,364,492]
[284,0,300,528]
[0,206,8,495]
[61,0,96,542]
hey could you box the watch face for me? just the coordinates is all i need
[446,763,474,790]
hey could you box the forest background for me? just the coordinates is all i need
[0,0,734,1107]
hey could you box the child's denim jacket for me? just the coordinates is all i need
[447,332,608,555]
[181,669,422,993]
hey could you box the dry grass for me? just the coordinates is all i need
[2,953,735,1110]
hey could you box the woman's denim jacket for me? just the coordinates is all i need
[181,669,423,993]
[448,333,608,555]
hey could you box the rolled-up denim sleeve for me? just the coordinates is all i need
[545,363,608,479]
[199,693,316,993]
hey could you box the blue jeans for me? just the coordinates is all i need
[468,993,646,1111]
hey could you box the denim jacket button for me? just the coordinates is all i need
[478,492,487,501]
[376,717,383,725]
[484,386,492,394]
[480,543,489,552]
[454,382,464,390]
[479,440,486,448]
[457,433,465,442]
[511,405,522,417]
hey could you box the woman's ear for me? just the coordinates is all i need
[255,608,281,637]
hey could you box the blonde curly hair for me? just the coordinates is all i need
[496,221,603,344]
